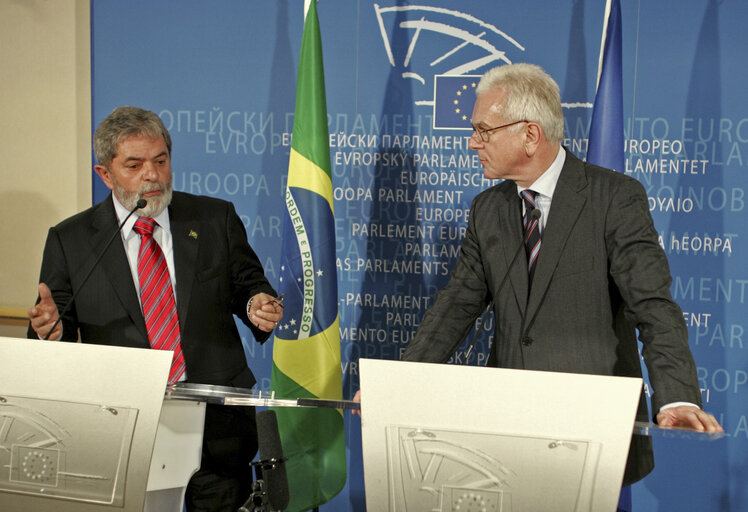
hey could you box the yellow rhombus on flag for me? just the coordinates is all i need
[270,1,346,511]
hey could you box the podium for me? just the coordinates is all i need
[0,338,722,512]
[0,336,344,512]
[357,358,724,512]
[0,336,171,512]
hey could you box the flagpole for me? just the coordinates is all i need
[595,0,613,89]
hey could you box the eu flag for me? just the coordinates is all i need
[433,74,481,129]
[587,0,624,174]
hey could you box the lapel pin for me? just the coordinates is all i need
[188,229,198,240]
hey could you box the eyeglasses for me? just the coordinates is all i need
[471,120,529,143]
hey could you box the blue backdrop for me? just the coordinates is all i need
[91,1,747,509]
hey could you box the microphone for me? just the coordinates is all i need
[463,208,541,365]
[255,410,290,511]
[43,198,147,340]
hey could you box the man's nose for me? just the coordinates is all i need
[468,131,483,150]
[142,161,158,180]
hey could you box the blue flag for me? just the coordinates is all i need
[589,5,631,510]
[587,0,624,174]
[433,74,481,129]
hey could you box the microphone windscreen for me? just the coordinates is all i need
[136,198,147,209]
[257,410,290,510]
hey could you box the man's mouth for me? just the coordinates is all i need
[141,187,163,197]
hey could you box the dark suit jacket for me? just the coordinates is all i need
[30,191,276,471]
[403,149,702,485]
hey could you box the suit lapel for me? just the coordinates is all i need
[91,196,148,340]
[168,193,200,328]
[525,151,587,326]
[497,186,529,313]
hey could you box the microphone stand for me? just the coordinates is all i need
[238,479,269,512]
[238,457,288,512]
[462,301,494,365]
[462,208,541,365]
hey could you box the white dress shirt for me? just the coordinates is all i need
[516,146,565,233]
[112,195,177,307]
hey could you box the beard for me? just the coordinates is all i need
[113,176,173,218]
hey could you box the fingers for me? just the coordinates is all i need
[40,322,62,341]
[38,282,53,302]
[28,308,60,339]
[694,410,724,433]
[657,406,724,433]
[29,283,61,340]
[248,293,284,332]
[657,407,694,429]
[351,390,362,416]
[678,408,705,431]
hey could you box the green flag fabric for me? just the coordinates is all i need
[270,1,346,510]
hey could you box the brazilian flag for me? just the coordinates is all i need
[271,1,345,510]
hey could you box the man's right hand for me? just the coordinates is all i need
[351,390,362,416]
[28,283,61,340]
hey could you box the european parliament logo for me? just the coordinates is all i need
[373,4,526,129]
[433,74,480,130]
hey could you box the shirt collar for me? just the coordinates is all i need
[111,194,171,238]
[516,146,566,200]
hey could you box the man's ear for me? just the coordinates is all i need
[523,122,543,157]
[94,165,115,190]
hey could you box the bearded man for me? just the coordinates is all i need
[28,106,282,512]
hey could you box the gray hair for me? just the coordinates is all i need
[476,63,564,145]
[93,106,172,167]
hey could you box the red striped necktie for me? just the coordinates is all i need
[133,217,185,384]
[521,189,542,281]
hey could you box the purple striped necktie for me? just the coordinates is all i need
[133,217,185,384]
[521,189,542,281]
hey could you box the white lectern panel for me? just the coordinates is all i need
[360,359,641,512]
[0,336,171,512]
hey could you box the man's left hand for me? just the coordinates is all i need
[656,405,723,433]
[248,293,284,332]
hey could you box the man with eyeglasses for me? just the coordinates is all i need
[399,63,722,487]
